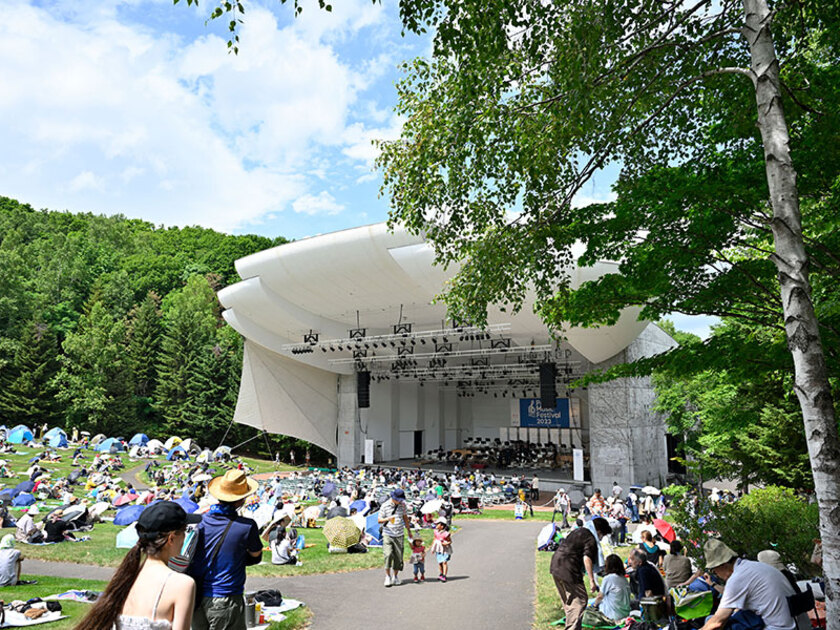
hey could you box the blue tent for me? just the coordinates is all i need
[8,425,34,444]
[12,492,35,507]
[349,500,368,515]
[166,445,188,461]
[114,504,145,526]
[13,480,35,498]
[96,437,124,453]
[365,511,383,547]
[44,427,62,439]
[47,429,68,448]
[129,433,149,446]
[174,497,199,513]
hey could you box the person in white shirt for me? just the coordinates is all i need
[14,505,44,544]
[701,539,796,630]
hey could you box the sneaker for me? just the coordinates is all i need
[438,574,444,582]
[392,576,401,586]
[441,575,447,583]
[413,576,419,583]
[420,575,425,582]
[385,575,392,587]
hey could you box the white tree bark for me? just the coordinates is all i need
[743,1,840,625]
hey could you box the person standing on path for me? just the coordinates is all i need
[552,488,571,528]
[549,517,613,630]
[289,449,295,466]
[305,449,311,467]
[189,470,263,630]
[378,488,414,587]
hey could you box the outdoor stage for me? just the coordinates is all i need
[367,458,591,502]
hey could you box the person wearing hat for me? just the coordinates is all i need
[0,534,23,587]
[552,488,571,528]
[377,488,414,587]
[15,504,43,544]
[189,469,262,630]
[701,539,797,630]
[77,501,199,630]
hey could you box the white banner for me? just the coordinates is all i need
[364,439,374,464]
[573,448,584,481]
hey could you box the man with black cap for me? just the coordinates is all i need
[190,469,263,630]
[378,488,414,587]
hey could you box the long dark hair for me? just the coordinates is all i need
[75,531,176,630]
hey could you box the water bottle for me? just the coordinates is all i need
[296,534,305,550]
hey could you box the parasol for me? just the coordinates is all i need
[642,486,661,496]
[322,516,362,549]
[652,518,676,542]
[421,499,443,515]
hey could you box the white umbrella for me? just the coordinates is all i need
[90,502,111,519]
[192,473,213,483]
[642,486,661,495]
[303,505,321,521]
[421,499,443,515]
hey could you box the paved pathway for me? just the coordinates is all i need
[119,463,150,490]
[25,519,544,630]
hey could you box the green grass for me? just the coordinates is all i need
[15,520,436,579]
[3,575,309,630]
[1,574,108,630]
[533,544,633,629]
[454,509,556,522]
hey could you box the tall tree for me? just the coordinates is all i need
[156,275,219,434]
[376,0,840,617]
[55,301,134,435]
[0,319,61,428]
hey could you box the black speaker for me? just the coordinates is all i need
[357,371,370,408]
[539,362,556,409]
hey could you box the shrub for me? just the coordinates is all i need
[664,485,820,576]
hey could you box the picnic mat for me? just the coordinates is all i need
[44,590,101,603]
[1,611,68,627]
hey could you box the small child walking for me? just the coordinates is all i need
[430,518,453,582]
[409,537,426,583]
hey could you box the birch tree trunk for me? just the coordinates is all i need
[743,0,840,623]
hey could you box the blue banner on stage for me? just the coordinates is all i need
[518,398,570,428]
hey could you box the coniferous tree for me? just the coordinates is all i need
[156,275,218,435]
[0,319,61,427]
[127,291,163,430]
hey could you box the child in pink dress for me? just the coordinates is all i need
[430,518,452,582]
[409,537,426,583]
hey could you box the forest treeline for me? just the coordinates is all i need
[0,196,307,458]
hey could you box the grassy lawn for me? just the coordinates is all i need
[4,575,309,630]
[14,520,436,579]
[533,544,634,629]
[455,509,557,522]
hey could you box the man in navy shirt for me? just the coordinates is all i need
[190,470,263,630]
[628,548,666,606]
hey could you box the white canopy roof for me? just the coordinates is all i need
[218,222,647,370]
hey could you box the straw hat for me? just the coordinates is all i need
[208,469,258,502]
[704,538,737,569]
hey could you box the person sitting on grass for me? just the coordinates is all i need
[77,501,199,630]
[627,548,666,608]
[593,553,632,622]
[0,535,23,587]
[270,527,299,566]
[15,505,44,544]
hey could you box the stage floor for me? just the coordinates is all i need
[366,458,592,499]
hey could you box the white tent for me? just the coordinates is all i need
[164,436,182,450]
[147,439,165,454]
[91,433,106,445]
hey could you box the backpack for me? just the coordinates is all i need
[254,589,283,607]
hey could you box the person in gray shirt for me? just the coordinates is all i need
[0,535,23,587]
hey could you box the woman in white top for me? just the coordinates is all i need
[594,554,632,622]
[77,501,200,630]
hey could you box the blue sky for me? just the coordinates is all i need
[0,0,716,338]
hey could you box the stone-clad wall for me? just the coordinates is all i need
[588,323,677,492]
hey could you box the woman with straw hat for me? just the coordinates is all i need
[189,470,263,630]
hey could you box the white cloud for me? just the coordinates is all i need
[292,191,344,216]
[0,0,411,233]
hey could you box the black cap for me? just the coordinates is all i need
[136,501,201,539]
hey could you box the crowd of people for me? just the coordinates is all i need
[547,485,822,630]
